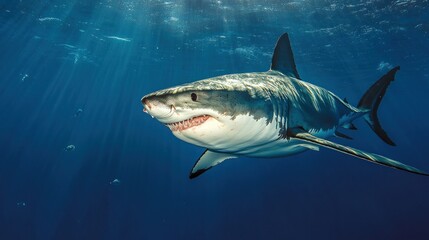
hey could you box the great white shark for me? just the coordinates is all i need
[141,33,428,179]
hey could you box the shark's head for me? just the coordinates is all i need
[141,74,276,152]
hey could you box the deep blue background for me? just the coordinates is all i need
[1,0,429,239]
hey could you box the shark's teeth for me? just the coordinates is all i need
[166,115,210,131]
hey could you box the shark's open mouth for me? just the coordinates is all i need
[166,115,211,131]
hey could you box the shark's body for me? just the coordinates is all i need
[142,33,428,179]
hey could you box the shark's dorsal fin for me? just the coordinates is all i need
[189,149,237,179]
[288,127,429,176]
[270,33,301,79]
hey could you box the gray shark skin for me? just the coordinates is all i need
[141,33,428,179]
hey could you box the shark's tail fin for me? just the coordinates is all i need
[358,66,400,146]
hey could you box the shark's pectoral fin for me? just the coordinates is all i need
[190,149,237,179]
[297,144,319,151]
[288,128,429,176]
[335,130,353,140]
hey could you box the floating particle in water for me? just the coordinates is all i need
[105,35,131,42]
[20,74,29,82]
[110,179,121,186]
[17,202,26,207]
[74,108,83,117]
[69,52,80,64]
[169,16,179,22]
[377,61,393,71]
[64,145,75,151]
[38,17,61,22]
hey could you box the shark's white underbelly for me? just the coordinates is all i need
[219,115,336,158]
[174,112,338,159]
[236,138,312,157]
[231,118,337,158]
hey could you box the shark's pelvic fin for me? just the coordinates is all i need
[358,66,400,146]
[190,150,237,179]
[288,127,429,176]
[270,33,301,79]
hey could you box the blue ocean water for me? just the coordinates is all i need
[1,0,429,239]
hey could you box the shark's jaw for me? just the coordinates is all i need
[143,106,230,149]
[141,93,221,148]
[141,97,216,134]
[164,115,211,132]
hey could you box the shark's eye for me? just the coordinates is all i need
[191,93,197,101]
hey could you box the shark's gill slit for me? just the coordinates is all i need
[170,104,176,112]
[166,115,210,131]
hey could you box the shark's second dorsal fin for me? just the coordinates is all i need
[270,33,301,79]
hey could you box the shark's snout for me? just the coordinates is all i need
[141,96,153,111]
[141,95,174,120]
